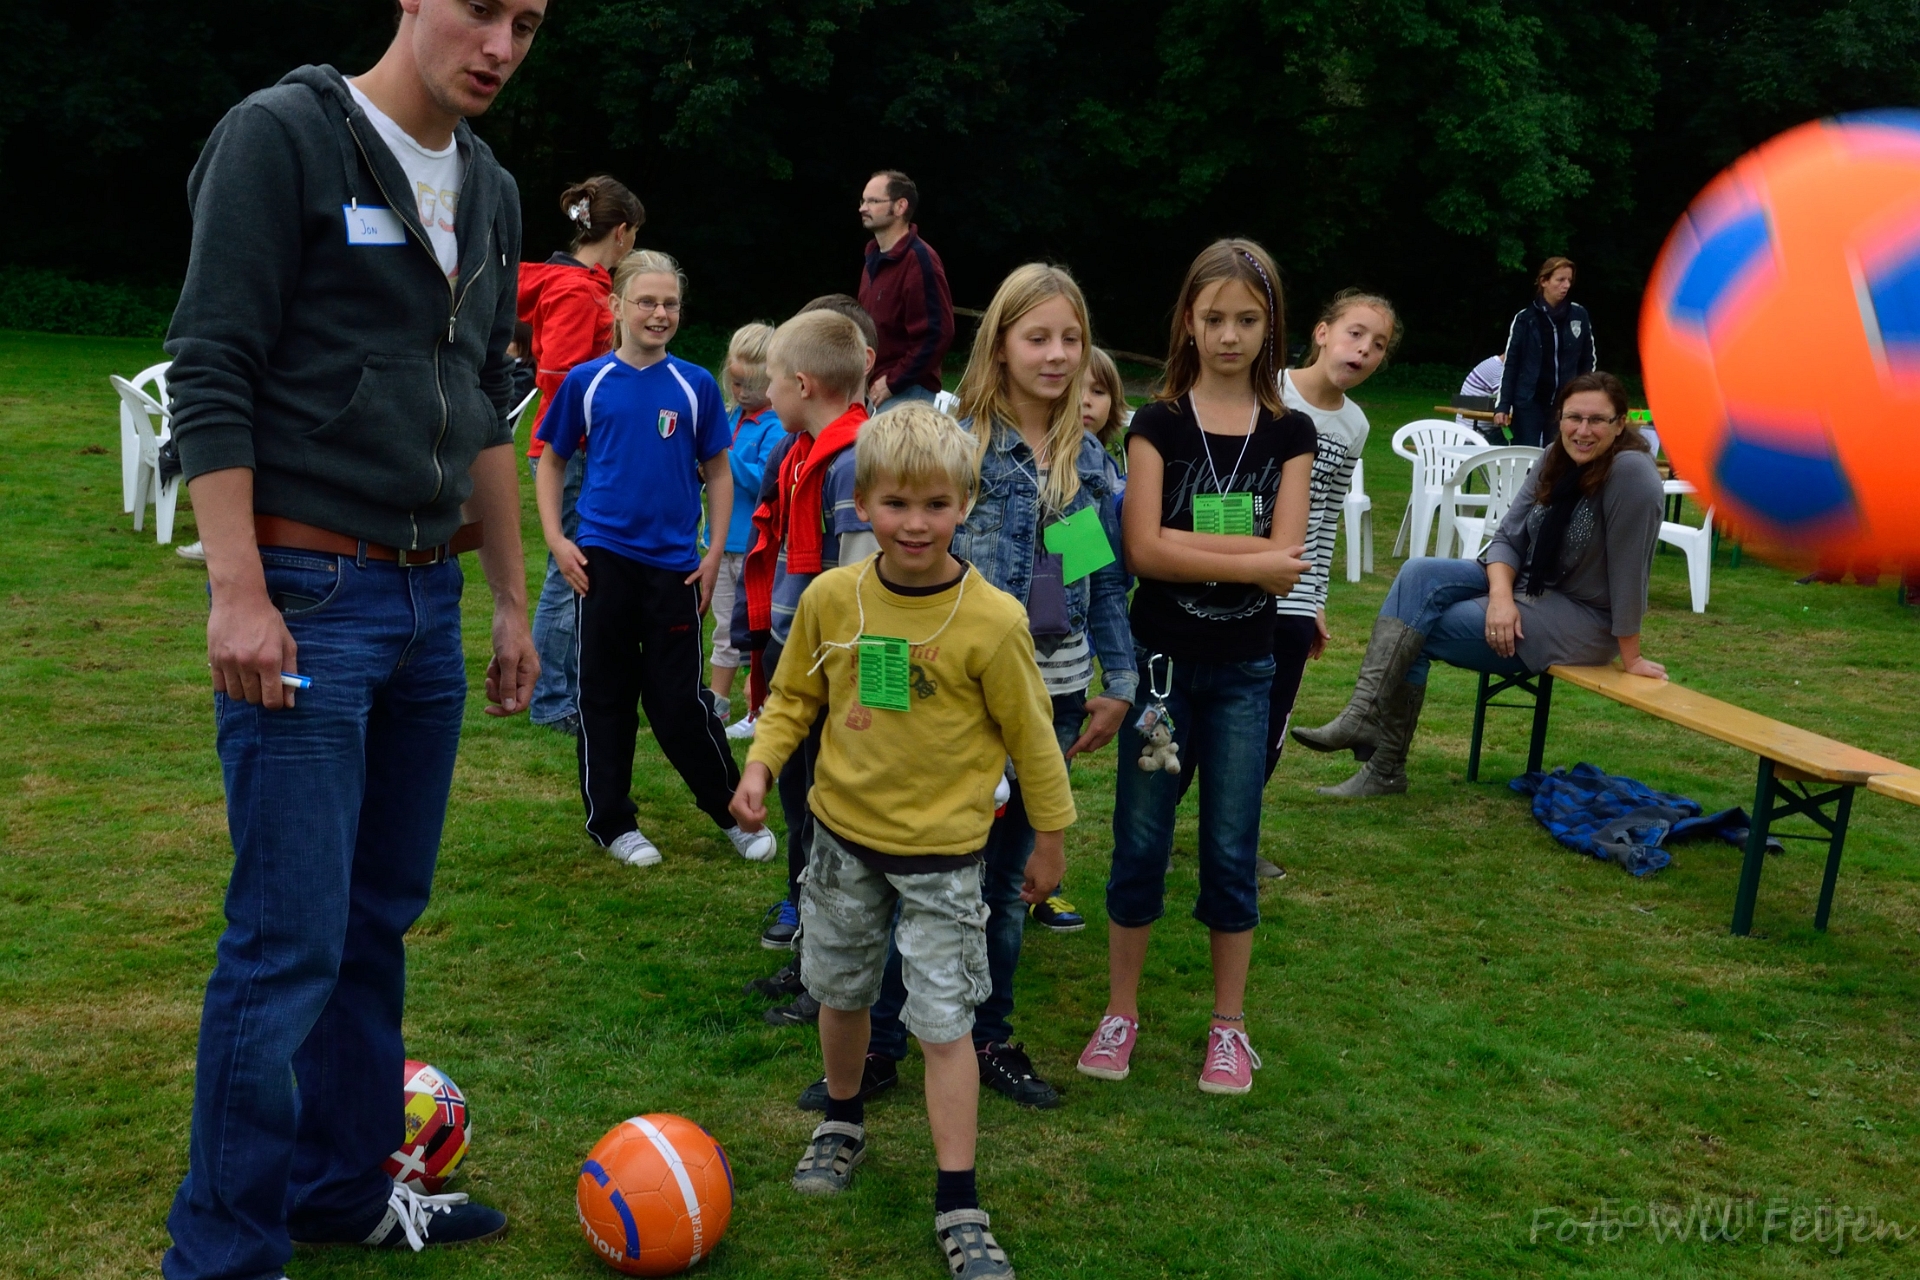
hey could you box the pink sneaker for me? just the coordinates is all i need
[1197,1025,1262,1095]
[1076,1014,1138,1080]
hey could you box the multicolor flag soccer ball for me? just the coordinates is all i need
[1641,110,1920,562]
[578,1114,734,1275]
[382,1060,470,1193]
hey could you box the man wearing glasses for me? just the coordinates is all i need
[856,170,955,408]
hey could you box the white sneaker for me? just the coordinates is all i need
[609,830,661,867]
[175,540,206,562]
[726,824,777,862]
[725,715,758,741]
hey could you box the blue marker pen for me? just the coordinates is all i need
[280,673,313,690]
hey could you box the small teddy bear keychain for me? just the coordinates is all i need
[1134,654,1181,775]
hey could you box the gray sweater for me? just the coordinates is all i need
[1481,448,1663,671]
[165,65,521,550]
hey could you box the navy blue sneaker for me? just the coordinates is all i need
[292,1181,507,1251]
[1028,894,1085,932]
[761,898,799,950]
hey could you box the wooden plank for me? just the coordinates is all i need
[1868,771,1920,807]
[1545,664,1915,784]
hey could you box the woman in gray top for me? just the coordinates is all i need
[1294,372,1665,795]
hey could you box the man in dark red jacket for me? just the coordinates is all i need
[856,169,954,407]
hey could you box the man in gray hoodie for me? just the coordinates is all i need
[162,2,547,1275]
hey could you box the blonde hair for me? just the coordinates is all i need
[854,402,979,503]
[724,321,776,409]
[955,263,1092,512]
[610,249,685,348]
[1299,289,1402,369]
[768,309,866,401]
[1158,238,1285,417]
[1085,346,1128,445]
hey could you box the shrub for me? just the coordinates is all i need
[0,268,179,339]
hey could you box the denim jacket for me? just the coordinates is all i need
[953,418,1138,705]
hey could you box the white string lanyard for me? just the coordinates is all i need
[1193,395,1258,495]
[807,555,972,676]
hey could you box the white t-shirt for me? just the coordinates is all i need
[348,81,464,279]
[1276,369,1371,617]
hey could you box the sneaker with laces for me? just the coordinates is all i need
[725,714,758,740]
[1197,1024,1262,1095]
[1075,1014,1138,1081]
[760,899,799,949]
[935,1208,1015,1279]
[704,689,731,721]
[608,830,660,867]
[977,1041,1060,1109]
[765,990,820,1025]
[291,1180,507,1250]
[791,1120,866,1195]
[726,823,777,862]
[798,1053,899,1111]
[1027,895,1085,932]
[175,540,206,562]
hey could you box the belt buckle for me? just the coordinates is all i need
[394,545,443,568]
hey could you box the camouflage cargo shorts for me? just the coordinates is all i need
[799,824,990,1046]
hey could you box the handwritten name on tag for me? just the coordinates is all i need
[342,205,408,246]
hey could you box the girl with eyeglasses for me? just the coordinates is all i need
[1295,371,1665,796]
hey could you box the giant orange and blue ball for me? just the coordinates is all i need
[1641,111,1920,561]
[578,1114,733,1275]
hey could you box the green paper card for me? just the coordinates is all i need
[1043,505,1117,584]
[856,635,911,711]
[1192,491,1255,536]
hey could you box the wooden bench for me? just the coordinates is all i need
[1467,664,1915,936]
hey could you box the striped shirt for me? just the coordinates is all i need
[1275,370,1371,618]
[1035,631,1093,697]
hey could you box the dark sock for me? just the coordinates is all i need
[824,1092,864,1127]
[935,1167,979,1214]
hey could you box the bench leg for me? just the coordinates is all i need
[1527,673,1555,775]
[1731,758,1775,936]
[1813,786,1856,932]
[1469,672,1490,783]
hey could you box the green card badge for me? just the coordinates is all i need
[856,635,912,711]
[1191,491,1255,536]
[1042,505,1117,584]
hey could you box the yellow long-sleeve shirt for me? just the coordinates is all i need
[747,560,1076,856]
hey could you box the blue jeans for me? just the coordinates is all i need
[870,691,1087,1057]
[1381,557,1530,687]
[165,553,468,1280]
[529,449,586,725]
[877,383,938,410]
[1108,651,1271,933]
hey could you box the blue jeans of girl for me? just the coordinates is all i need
[1108,649,1271,934]
[1382,557,1530,686]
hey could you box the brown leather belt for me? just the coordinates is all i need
[255,515,484,566]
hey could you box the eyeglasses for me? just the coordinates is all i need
[1560,413,1619,428]
[622,297,680,314]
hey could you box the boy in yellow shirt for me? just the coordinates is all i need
[731,400,1072,1279]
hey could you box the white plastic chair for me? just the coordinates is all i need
[1659,479,1714,612]
[1450,446,1544,558]
[932,390,961,416]
[118,361,171,513]
[109,374,180,544]
[1342,458,1374,582]
[1390,420,1488,559]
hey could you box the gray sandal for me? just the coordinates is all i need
[935,1208,1015,1279]
[791,1121,866,1195]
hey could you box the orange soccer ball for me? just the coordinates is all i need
[577,1114,734,1275]
[1640,110,1920,563]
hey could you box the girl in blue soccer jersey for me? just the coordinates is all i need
[536,251,778,869]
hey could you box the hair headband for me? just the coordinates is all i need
[1240,250,1278,364]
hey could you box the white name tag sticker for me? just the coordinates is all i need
[342,205,407,246]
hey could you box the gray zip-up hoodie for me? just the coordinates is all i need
[165,64,522,550]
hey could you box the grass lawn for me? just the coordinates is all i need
[4,329,1919,1279]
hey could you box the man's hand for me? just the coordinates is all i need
[210,588,299,710]
[870,374,892,405]
[1066,695,1130,759]
[485,602,538,717]
[731,761,773,831]
[686,547,723,616]
[554,537,590,595]
[1310,608,1330,660]
[1021,829,1065,905]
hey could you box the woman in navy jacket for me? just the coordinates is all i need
[1495,256,1595,446]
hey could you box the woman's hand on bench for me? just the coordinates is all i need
[1617,634,1667,681]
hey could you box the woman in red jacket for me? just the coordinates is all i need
[520,175,644,733]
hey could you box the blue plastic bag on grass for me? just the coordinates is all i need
[1510,762,1777,876]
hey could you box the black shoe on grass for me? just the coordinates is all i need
[798,1053,900,1111]
[746,958,805,999]
[977,1041,1060,1109]
[760,899,800,950]
[765,991,820,1026]
[292,1182,506,1251]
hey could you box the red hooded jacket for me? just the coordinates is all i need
[517,253,613,457]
